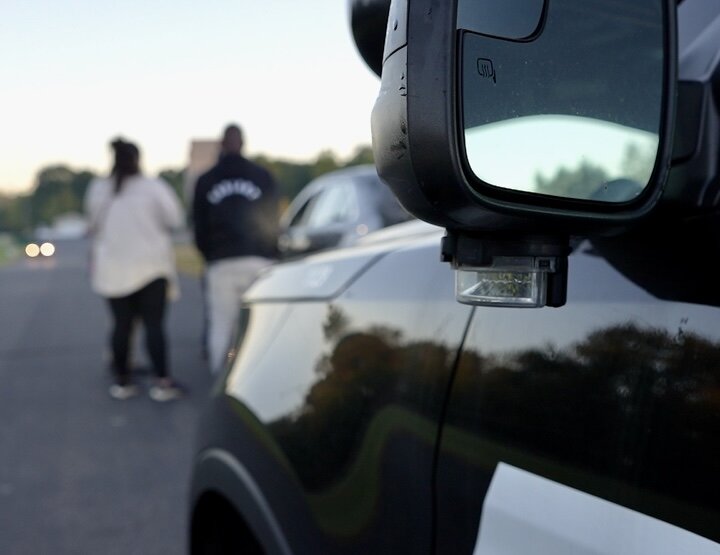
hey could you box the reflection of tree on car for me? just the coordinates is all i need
[267,300,720,520]
[269,305,450,491]
[442,320,720,551]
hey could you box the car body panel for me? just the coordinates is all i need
[193,232,474,553]
[192,209,720,555]
[436,232,720,552]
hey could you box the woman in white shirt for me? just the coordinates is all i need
[85,138,185,401]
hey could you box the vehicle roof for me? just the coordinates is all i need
[300,164,380,193]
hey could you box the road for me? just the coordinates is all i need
[0,239,213,554]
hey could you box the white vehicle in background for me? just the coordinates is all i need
[278,164,412,258]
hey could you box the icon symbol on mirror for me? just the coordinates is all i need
[477,58,496,83]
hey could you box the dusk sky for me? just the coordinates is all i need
[0,1,380,194]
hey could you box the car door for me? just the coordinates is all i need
[434,230,720,553]
[200,230,475,554]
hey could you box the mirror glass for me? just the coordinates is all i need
[459,0,665,203]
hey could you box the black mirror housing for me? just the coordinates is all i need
[349,0,392,76]
[372,0,678,236]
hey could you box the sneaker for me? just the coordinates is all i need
[149,381,185,402]
[109,383,139,400]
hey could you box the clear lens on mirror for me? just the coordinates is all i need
[456,255,559,307]
[456,267,547,307]
[459,0,665,203]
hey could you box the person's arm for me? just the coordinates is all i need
[83,178,105,237]
[155,178,185,231]
[192,177,210,260]
[262,170,281,258]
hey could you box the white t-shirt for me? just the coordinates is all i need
[84,174,184,298]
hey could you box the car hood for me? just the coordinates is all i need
[245,220,444,302]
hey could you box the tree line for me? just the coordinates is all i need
[0,146,374,237]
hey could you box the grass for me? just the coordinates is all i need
[0,236,20,268]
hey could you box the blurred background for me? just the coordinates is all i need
[0,0,380,258]
[0,2,383,553]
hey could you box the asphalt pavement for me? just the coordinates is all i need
[0,239,213,554]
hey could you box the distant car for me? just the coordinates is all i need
[277,164,412,258]
[25,242,55,258]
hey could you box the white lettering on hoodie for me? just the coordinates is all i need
[207,179,262,204]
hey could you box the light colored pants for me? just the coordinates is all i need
[206,256,271,373]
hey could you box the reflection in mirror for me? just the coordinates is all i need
[465,116,657,202]
[459,0,665,203]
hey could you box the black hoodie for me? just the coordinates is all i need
[192,154,279,262]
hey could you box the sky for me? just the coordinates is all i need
[0,0,381,194]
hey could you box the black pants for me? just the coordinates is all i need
[107,278,169,382]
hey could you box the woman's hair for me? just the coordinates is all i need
[110,138,140,194]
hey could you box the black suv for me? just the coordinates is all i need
[189,0,720,553]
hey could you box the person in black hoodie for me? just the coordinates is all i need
[192,124,279,372]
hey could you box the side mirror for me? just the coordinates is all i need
[371,0,677,307]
